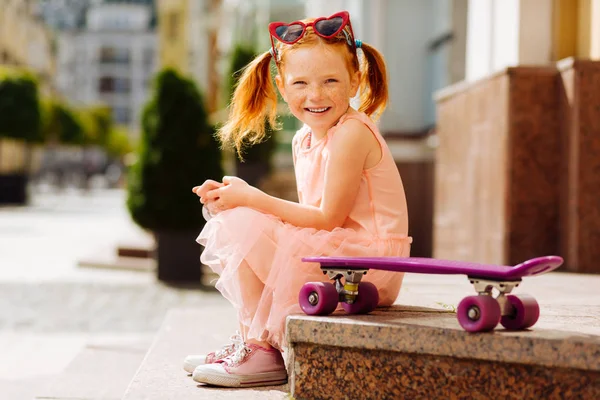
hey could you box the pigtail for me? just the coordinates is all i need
[357,43,389,119]
[217,50,278,156]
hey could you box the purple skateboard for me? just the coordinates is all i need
[299,255,563,333]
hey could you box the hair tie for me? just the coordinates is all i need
[269,48,277,58]
[355,39,362,48]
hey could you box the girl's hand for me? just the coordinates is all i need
[192,180,224,204]
[204,176,257,211]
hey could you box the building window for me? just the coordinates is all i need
[99,47,130,64]
[112,107,131,124]
[99,76,131,93]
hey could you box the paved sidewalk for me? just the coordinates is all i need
[0,188,155,283]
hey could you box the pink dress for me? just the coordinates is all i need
[197,109,411,350]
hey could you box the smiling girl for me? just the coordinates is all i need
[187,10,411,388]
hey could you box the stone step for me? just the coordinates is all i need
[287,271,600,399]
[122,307,290,400]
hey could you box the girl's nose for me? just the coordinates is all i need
[307,85,325,100]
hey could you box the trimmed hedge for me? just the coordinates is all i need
[127,69,223,231]
[0,70,42,143]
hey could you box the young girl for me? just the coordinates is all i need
[186,10,411,388]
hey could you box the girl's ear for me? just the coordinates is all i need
[275,74,287,102]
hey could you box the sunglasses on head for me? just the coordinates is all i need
[268,11,356,59]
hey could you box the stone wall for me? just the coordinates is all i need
[434,67,560,266]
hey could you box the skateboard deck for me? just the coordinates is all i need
[301,255,563,280]
[298,255,563,333]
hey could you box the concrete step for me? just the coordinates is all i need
[78,244,156,272]
[0,376,55,400]
[0,333,91,399]
[287,271,600,399]
[34,335,153,399]
[123,307,290,400]
[0,333,152,400]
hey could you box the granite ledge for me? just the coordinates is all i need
[286,305,600,372]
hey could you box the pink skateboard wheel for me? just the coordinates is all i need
[457,295,501,332]
[500,294,540,330]
[341,282,379,315]
[299,282,339,316]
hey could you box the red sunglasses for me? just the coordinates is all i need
[268,11,356,59]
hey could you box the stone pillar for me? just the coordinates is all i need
[558,58,600,273]
[434,67,561,266]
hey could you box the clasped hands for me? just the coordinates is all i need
[192,176,256,216]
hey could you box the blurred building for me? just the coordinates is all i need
[156,0,215,110]
[47,0,157,136]
[39,0,97,30]
[465,0,600,79]
[0,0,57,94]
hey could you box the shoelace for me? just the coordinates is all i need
[224,343,252,366]
[213,331,243,359]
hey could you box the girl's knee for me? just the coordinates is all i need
[222,206,263,221]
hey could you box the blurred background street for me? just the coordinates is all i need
[0,185,230,398]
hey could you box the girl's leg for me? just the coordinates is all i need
[236,259,273,349]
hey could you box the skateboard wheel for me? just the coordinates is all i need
[500,294,540,330]
[457,295,501,332]
[341,282,379,315]
[299,282,339,316]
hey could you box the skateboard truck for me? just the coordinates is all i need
[322,268,368,304]
[468,278,521,317]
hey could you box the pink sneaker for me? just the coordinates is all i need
[192,343,287,387]
[182,332,242,373]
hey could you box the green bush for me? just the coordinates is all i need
[127,69,223,231]
[79,105,113,146]
[56,103,85,145]
[105,125,133,157]
[0,69,42,143]
[41,99,86,145]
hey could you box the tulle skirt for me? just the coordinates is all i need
[197,207,411,350]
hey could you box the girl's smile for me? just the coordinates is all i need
[305,107,330,113]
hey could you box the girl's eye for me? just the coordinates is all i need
[325,79,338,83]
[293,81,307,85]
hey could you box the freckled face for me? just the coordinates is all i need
[276,45,359,136]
